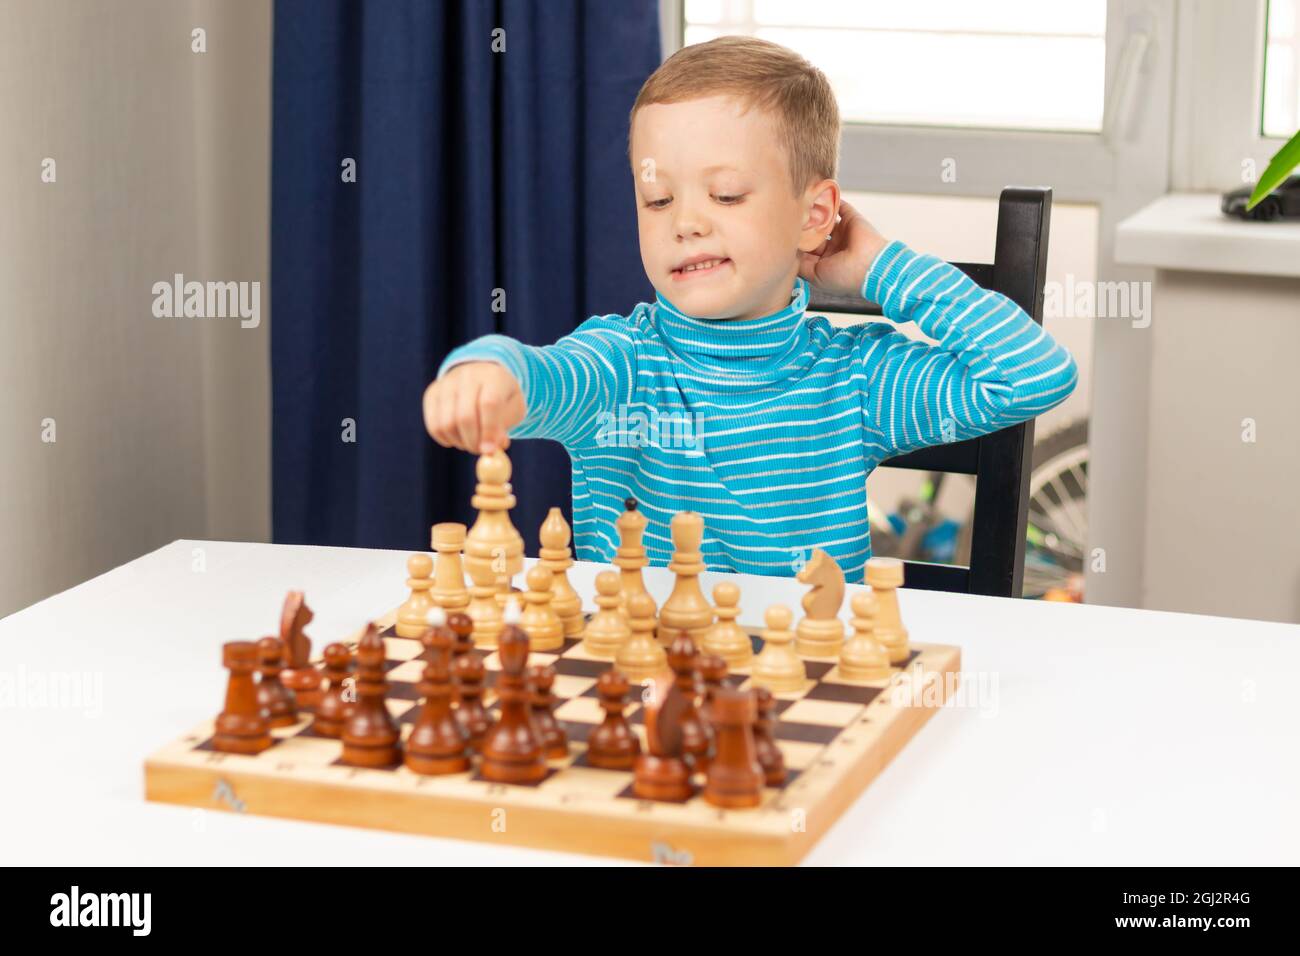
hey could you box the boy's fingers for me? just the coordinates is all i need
[454,378,483,453]
[479,384,504,453]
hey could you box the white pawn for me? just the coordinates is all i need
[838,591,891,681]
[396,553,435,638]
[750,605,807,694]
[701,582,752,668]
[583,571,631,659]
[615,592,668,682]
[519,564,563,652]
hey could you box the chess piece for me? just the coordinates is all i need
[464,558,504,648]
[453,653,492,750]
[528,664,568,759]
[701,581,752,668]
[463,449,525,607]
[659,511,713,644]
[430,522,471,613]
[795,549,846,658]
[404,622,469,775]
[752,687,787,787]
[750,605,807,694]
[614,498,654,616]
[255,636,298,728]
[480,610,548,784]
[698,654,728,705]
[839,591,891,681]
[666,633,710,775]
[519,564,563,651]
[704,688,763,809]
[615,591,668,682]
[341,623,402,768]
[865,557,910,663]
[420,604,455,662]
[632,632,697,802]
[582,570,631,658]
[586,669,640,770]
[396,553,436,638]
[213,641,272,754]
[446,610,475,704]
[279,591,323,709]
[311,642,354,738]
[539,508,584,637]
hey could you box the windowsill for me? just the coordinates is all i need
[1115,192,1300,279]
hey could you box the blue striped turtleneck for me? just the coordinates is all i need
[439,240,1077,582]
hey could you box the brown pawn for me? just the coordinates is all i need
[213,641,273,754]
[528,664,568,759]
[404,629,469,775]
[695,653,726,773]
[453,653,492,750]
[704,688,763,809]
[256,636,298,728]
[446,611,475,704]
[587,669,640,770]
[341,623,402,768]
[752,687,787,787]
[667,634,710,775]
[311,642,354,738]
[480,620,548,784]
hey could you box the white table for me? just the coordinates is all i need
[3,540,1297,865]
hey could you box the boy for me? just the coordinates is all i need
[424,36,1077,583]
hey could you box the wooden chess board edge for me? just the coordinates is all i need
[142,760,799,865]
[142,643,961,866]
[797,645,962,859]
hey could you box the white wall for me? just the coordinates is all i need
[0,0,272,618]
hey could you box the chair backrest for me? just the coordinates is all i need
[808,187,1053,598]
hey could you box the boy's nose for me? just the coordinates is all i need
[673,212,711,240]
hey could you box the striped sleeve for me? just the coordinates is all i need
[857,240,1077,459]
[437,315,638,447]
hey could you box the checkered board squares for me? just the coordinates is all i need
[146,604,959,866]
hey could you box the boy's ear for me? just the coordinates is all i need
[799,179,841,253]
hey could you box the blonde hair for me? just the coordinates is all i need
[629,35,840,195]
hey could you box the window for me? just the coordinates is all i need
[1264,0,1300,137]
[683,0,1107,132]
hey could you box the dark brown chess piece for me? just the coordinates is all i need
[667,633,710,774]
[587,668,640,770]
[447,610,476,704]
[633,644,697,802]
[213,641,272,754]
[753,686,787,787]
[704,687,763,808]
[311,642,354,738]
[528,664,568,759]
[256,636,298,727]
[480,621,548,784]
[341,623,402,768]
[404,625,469,775]
[279,591,323,710]
[695,653,726,774]
[453,653,492,750]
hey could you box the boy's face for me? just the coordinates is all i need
[631,95,837,322]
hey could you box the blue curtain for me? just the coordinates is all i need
[271,0,660,552]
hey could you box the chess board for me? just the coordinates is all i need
[145,605,960,866]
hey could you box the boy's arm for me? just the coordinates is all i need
[437,314,637,447]
[858,240,1077,460]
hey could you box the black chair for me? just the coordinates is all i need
[809,187,1052,598]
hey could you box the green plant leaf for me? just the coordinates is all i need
[1247,128,1300,210]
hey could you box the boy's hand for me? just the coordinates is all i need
[423,361,525,455]
[798,199,890,298]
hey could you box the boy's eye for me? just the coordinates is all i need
[714,194,745,204]
[645,198,671,209]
